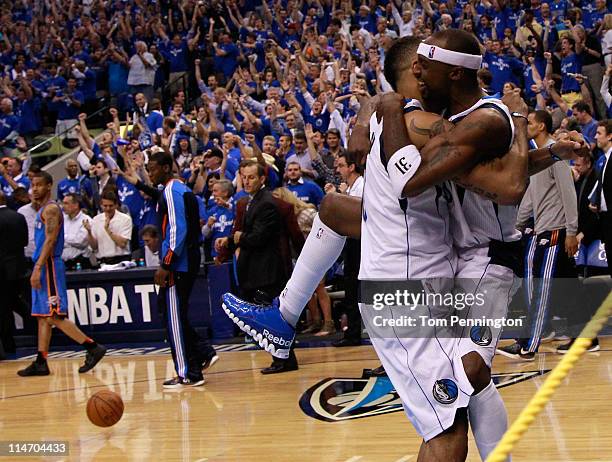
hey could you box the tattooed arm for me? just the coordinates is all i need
[401,108,511,198]
[30,204,61,290]
[405,111,528,204]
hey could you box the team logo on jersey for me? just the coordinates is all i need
[300,370,550,421]
[433,379,458,404]
[47,296,59,308]
[470,326,492,346]
[428,46,436,59]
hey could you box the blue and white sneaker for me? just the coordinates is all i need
[221,293,295,359]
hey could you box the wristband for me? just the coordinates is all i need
[549,143,562,162]
[511,112,528,121]
[388,145,421,198]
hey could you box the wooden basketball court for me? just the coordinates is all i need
[1,338,610,461]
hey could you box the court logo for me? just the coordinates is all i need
[299,376,402,422]
[433,379,458,404]
[470,326,492,346]
[300,370,549,422]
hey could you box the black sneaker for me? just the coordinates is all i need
[79,344,107,373]
[202,353,219,371]
[496,342,536,361]
[17,360,50,377]
[163,376,205,389]
[362,365,387,378]
[557,338,600,354]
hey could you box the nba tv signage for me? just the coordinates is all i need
[300,370,549,422]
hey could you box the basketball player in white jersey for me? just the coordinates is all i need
[372,30,585,461]
[224,33,588,460]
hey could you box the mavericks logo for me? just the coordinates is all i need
[470,326,493,346]
[433,379,458,404]
[300,370,549,422]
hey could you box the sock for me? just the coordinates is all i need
[36,351,48,364]
[279,213,347,327]
[82,338,97,351]
[468,381,510,462]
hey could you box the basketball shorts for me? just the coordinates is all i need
[360,277,471,442]
[32,258,68,317]
[453,246,521,367]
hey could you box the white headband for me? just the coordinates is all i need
[417,42,482,70]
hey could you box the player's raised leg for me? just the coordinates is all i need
[221,192,362,358]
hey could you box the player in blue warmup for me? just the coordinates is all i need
[147,151,218,389]
[18,171,106,377]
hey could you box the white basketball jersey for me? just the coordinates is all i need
[359,112,456,280]
[448,97,522,249]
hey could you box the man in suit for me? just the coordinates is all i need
[0,191,29,357]
[589,120,612,277]
[573,154,600,256]
[216,160,299,373]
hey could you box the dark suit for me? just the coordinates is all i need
[576,168,599,245]
[0,205,29,354]
[230,187,285,299]
[589,153,612,276]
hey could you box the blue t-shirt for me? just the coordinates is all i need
[286,180,324,207]
[17,97,42,134]
[108,61,129,95]
[205,203,235,257]
[306,111,331,133]
[483,53,524,93]
[0,113,21,148]
[580,118,599,145]
[213,43,239,78]
[560,53,582,93]
[137,198,159,245]
[56,176,93,201]
[77,69,97,101]
[57,90,84,120]
[1,173,29,196]
[116,176,145,226]
[523,57,547,99]
[163,41,189,73]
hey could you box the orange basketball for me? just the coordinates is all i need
[86,390,124,427]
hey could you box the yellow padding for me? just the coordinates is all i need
[486,290,612,462]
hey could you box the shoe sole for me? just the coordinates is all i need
[558,346,601,354]
[163,379,206,390]
[222,303,292,359]
[495,349,535,361]
[202,355,219,371]
[79,347,107,374]
[496,348,520,359]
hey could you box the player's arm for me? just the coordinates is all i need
[405,110,529,205]
[453,116,529,205]
[160,187,187,270]
[348,94,379,165]
[31,205,61,289]
[400,108,512,198]
[524,132,587,175]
